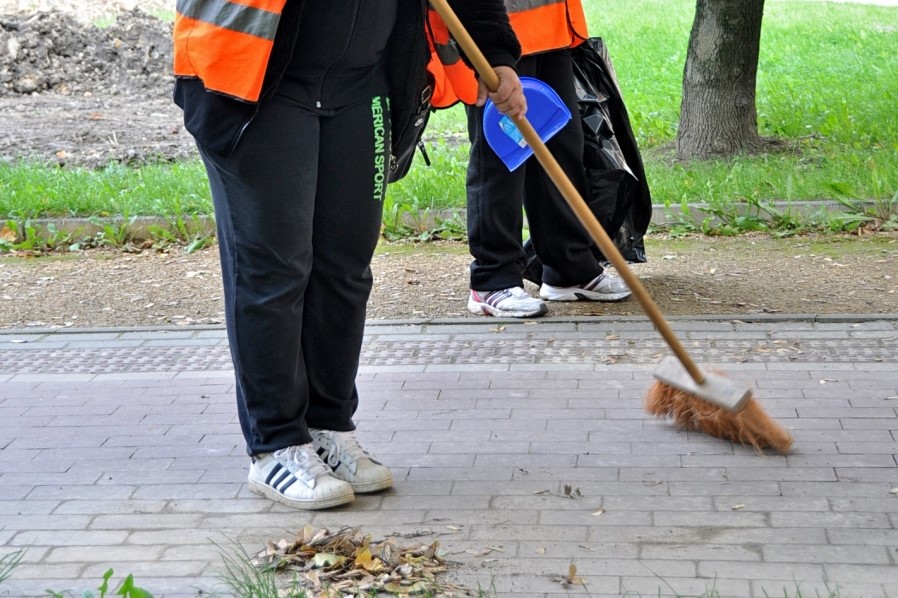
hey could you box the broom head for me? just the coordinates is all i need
[645,379,793,455]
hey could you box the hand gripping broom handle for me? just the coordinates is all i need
[429,0,706,385]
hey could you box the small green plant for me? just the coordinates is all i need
[380,194,417,241]
[0,547,27,584]
[89,214,138,247]
[380,193,467,242]
[214,539,308,598]
[1,551,153,598]
[0,220,41,251]
[44,568,155,598]
[147,214,215,253]
[0,219,93,253]
[832,187,898,231]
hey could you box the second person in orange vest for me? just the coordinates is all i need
[465,0,632,318]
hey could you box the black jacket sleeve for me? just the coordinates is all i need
[450,0,521,69]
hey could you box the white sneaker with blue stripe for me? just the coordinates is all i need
[248,444,354,510]
[311,429,393,493]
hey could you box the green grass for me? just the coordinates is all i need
[0,161,210,219]
[2,0,896,237]
[392,0,898,212]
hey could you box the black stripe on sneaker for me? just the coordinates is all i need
[266,463,283,485]
[273,469,293,488]
[486,290,509,307]
[278,475,297,492]
[265,462,300,492]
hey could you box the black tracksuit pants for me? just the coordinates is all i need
[198,93,389,456]
[466,49,603,291]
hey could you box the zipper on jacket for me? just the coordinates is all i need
[312,2,361,108]
[226,1,308,154]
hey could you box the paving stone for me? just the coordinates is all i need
[620,575,750,597]
[0,318,896,596]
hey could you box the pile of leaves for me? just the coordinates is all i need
[253,525,474,597]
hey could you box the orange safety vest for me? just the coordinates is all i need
[426,9,479,109]
[173,0,287,102]
[506,0,589,55]
[427,0,589,109]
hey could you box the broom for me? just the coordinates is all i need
[428,0,792,454]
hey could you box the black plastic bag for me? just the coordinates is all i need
[523,37,652,284]
[575,37,652,264]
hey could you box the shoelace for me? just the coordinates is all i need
[273,445,331,483]
[319,431,369,474]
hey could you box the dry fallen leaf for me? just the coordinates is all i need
[560,562,584,587]
[253,526,471,596]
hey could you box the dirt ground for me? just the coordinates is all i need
[2,233,897,329]
[0,4,897,330]
[0,3,189,167]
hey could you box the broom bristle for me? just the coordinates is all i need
[645,381,793,454]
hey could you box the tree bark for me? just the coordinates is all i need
[676,0,765,160]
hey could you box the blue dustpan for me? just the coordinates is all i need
[483,76,571,171]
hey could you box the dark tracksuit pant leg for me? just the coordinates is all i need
[466,97,528,292]
[198,93,388,456]
[466,49,602,290]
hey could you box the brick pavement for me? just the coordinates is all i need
[0,315,897,597]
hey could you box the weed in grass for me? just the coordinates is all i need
[0,547,26,585]
[44,568,155,598]
[89,214,138,247]
[0,219,68,252]
[147,213,215,253]
[213,539,308,598]
[0,219,87,253]
[381,191,468,242]
[0,549,154,598]
[832,185,898,230]
[381,194,417,241]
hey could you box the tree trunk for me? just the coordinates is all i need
[676,0,765,160]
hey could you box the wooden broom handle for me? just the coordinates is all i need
[429,0,706,385]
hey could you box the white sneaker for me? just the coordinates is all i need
[468,287,548,318]
[310,429,393,493]
[540,272,631,302]
[248,444,354,510]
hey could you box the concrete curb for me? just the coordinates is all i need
[13,198,883,240]
[2,312,898,337]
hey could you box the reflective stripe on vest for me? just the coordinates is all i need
[173,0,287,102]
[505,0,588,55]
[427,9,478,109]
